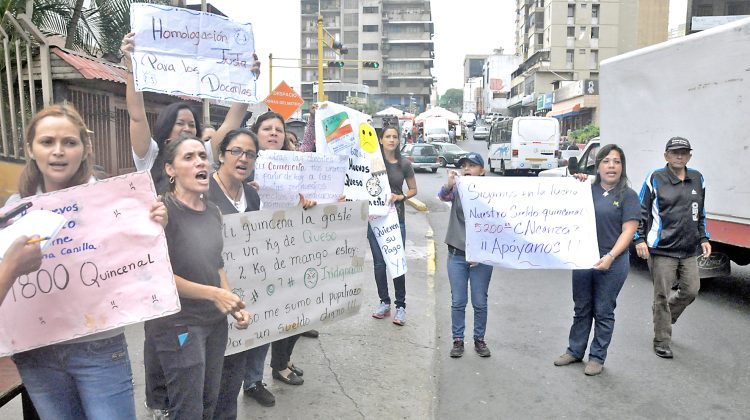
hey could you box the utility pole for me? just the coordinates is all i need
[317,15,326,102]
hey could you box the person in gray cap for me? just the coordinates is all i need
[437,152,495,358]
[634,136,711,359]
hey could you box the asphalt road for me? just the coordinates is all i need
[422,132,750,419]
[2,131,748,419]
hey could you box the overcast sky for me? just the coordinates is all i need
[185,0,687,99]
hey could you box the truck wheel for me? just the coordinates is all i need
[499,161,506,176]
[431,167,438,173]
[698,252,731,278]
[438,157,447,167]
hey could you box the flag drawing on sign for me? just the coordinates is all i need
[323,112,356,153]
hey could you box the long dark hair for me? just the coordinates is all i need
[251,111,290,151]
[594,143,629,198]
[380,125,402,161]
[151,102,203,192]
[161,134,205,194]
[19,104,94,197]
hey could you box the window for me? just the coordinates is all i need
[363,25,378,32]
[343,31,358,44]
[567,4,575,18]
[363,6,378,14]
[566,49,574,66]
[344,0,358,9]
[590,49,599,69]
[344,13,358,27]
[697,5,713,16]
[591,27,599,39]
[580,26,586,37]
[728,2,750,14]
[536,33,543,46]
[362,43,379,51]
[363,79,379,87]
[592,4,600,18]
[579,48,586,54]
[567,26,575,37]
[580,3,587,8]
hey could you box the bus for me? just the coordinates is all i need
[487,116,560,175]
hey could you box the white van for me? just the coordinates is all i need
[487,116,560,175]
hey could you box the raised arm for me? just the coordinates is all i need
[121,32,152,158]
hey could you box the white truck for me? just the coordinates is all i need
[423,117,450,143]
[599,17,750,277]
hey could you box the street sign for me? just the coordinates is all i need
[263,81,305,121]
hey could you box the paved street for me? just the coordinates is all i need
[2,133,749,419]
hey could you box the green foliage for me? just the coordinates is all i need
[569,124,600,143]
[438,88,463,112]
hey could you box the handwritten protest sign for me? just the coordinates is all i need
[368,205,407,278]
[222,201,368,355]
[314,101,390,217]
[456,177,599,269]
[255,150,347,208]
[0,172,179,356]
[130,3,257,102]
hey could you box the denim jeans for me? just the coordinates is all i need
[12,333,135,420]
[447,252,494,340]
[649,254,700,346]
[567,254,629,364]
[367,222,407,308]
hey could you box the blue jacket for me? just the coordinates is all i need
[634,166,710,258]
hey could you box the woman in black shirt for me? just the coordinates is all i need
[146,136,249,419]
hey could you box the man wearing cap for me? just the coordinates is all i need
[438,152,495,358]
[634,136,711,359]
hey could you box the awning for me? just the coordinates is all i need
[546,103,581,119]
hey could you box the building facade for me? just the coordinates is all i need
[481,49,520,115]
[508,0,667,135]
[300,0,434,113]
[686,0,750,32]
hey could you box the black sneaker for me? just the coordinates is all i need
[474,339,491,357]
[245,381,276,407]
[450,340,464,358]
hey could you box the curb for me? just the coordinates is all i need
[406,197,429,212]
[425,227,436,275]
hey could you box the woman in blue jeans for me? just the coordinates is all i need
[437,152,493,358]
[8,104,167,419]
[554,144,640,376]
[368,126,417,326]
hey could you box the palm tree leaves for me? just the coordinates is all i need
[5,0,170,58]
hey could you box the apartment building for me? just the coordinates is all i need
[508,0,667,134]
[299,0,434,113]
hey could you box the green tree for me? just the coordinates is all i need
[438,88,463,112]
[569,124,600,143]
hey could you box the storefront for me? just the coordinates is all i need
[547,80,599,137]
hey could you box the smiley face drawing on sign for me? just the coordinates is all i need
[359,123,378,154]
[365,175,383,197]
[234,30,249,45]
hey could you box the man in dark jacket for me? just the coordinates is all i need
[634,136,711,359]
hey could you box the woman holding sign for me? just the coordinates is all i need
[7,104,167,419]
[146,135,250,418]
[121,32,260,193]
[207,128,276,413]
[553,144,640,376]
[369,126,417,326]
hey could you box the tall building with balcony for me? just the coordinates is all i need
[300,0,434,113]
[508,0,668,134]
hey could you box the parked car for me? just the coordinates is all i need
[432,142,468,167]
[473,125,490,140]
[401,143,440,173]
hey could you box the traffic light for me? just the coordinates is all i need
[328,61,345,68]
[332,41,348,55]
[363,61,380,69]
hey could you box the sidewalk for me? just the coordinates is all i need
[127,205,438,419]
